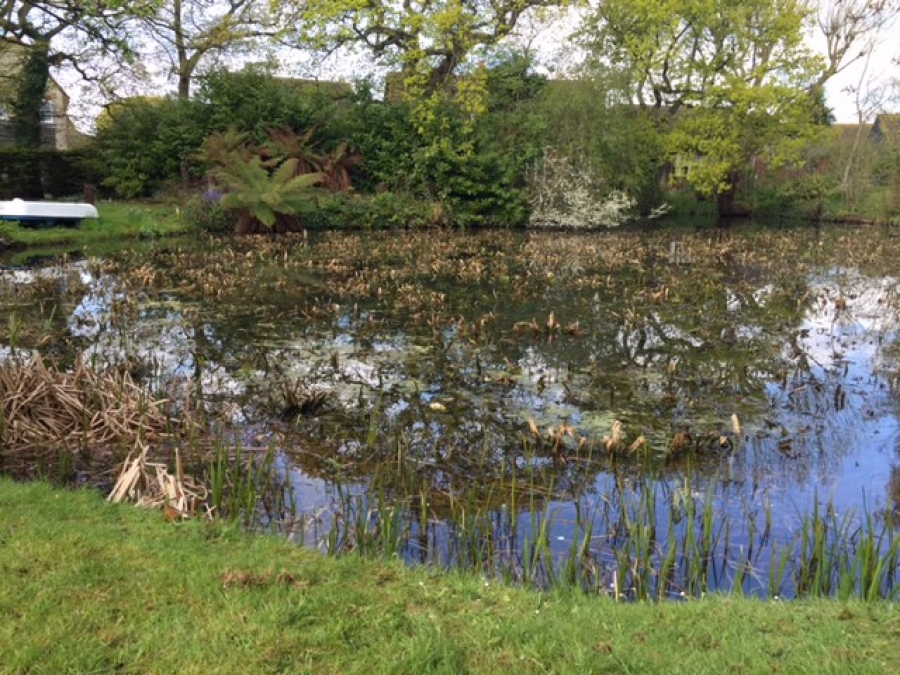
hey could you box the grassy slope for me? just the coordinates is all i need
[0,202,190,247]
[1,478,898,675]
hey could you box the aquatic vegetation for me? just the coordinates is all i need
[0,353,175,458]
[4,225,900,599]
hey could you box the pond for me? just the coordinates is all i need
[2,224,900,599]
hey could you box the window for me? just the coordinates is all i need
[40,100,54,123]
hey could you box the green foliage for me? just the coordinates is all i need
[181,193,234,233]
[291,0,567,101]
[342,87,421,193]
[410,140,530,228]
[534,78,667,214]
[0,202,190,247]
[213,153,324,233]
[93,65,352,200]
[0,148,100,200]
[93,96,209,198]
[343,55,546,227]
[301,192,437,230]
[750,172,837,221]
[363,191,441,229]
[9,41,50,151]
[579,0,826,211]
[5,42,51,198]
[196,65,345,146]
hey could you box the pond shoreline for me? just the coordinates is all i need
[2,477,898,674]
[1,203,898,256]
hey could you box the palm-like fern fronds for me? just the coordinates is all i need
[214,153,323,232]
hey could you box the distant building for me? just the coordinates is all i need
[0,41,85,150]
[275,77,354,100]
[870,114,900,145]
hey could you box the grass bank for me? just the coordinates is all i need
[0,202,191,248]
[1,479,898,674]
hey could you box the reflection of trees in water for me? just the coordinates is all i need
[14,230,900,510]
[8,231,900,592]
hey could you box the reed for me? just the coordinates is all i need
[293,469,900,601]
[4,353,899,601]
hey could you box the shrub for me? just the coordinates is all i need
[0,148,100,200]
[182,190,234,233]
[528,148,635,229]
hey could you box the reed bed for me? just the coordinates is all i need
[286,454,900,602]
[107,443,209,519]
[0,353,174,457]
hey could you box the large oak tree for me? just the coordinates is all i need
[290,0,567,97]
[579,0,827,214]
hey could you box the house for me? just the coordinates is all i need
[0,41,84,150]
[870,114,900,145]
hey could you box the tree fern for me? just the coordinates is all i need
[214,153,323,232]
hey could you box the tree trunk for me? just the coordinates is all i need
[716,187,737,218]
[716,173,750,219]
[178,74,191,100]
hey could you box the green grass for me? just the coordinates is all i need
[0,201,192,247]
[2,478,899,674]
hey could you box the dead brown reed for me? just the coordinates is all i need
[0,353,173,457]
[108,443,207,518]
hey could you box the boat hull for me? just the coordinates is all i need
[0,199,99,224]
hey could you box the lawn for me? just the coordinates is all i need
[1,478,898,674]
[0,201,192,248]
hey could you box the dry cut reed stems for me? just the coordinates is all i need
[2,354,209,517]
[0,353,172,458]
[108,443,208,519]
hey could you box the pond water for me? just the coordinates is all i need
[2,224,900,598]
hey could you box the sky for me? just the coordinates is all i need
[822,38,898,123]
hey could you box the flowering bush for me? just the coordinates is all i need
[528,148,635,229]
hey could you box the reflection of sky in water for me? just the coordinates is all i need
[762,271,900,511]
[10,256,900,591]
[54,264,900,506]
[507,269,900,594]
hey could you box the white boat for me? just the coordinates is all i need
[0,198,99,224]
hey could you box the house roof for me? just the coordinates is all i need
[871,114,900,143]
[832,123,871,144]
[274,77,354,100]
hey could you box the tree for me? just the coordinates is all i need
[1,0,155,196]
[4,39,49,149]
[133,0,278,99]
[93,95,208,197]
[813,0,899,90]
[579,0,825,215]
[290,0,566,98]
[811,0,900,201]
